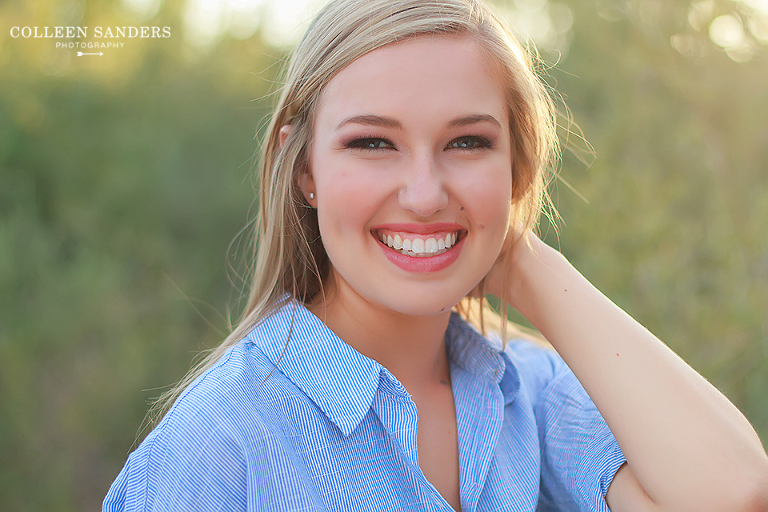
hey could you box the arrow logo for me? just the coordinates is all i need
[77,52,103,56]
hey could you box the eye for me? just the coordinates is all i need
[345,137,395,150]
[447,136,492,150]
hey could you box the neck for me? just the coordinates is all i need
[308,281,453,390]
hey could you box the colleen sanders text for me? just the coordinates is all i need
[10,26,172,39]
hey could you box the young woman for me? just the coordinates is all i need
[103,0,768,510]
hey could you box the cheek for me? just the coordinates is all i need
[455,166,513,230]
[311,158,390,238]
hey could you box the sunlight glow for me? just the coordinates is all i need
[735,0,768,14]
[497,0,573,55]
[709,14,745,48]
[183,0,326,49]
[184,0,228,48]
[687,0,768,62]
[688,0,715,32]
[709,14,756,62]
[260,0,326,47]
[748,13,768,43]
[121,0,162,20]
[181,0,571,53]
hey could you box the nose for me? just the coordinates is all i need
[397,153,449,218]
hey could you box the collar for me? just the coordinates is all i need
[244,300,383,437]
[244,300,521,436]
[446,312,521,406]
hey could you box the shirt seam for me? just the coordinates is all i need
[140,346,240,511]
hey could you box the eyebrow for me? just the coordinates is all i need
[335,114,502,132]
[447,114,502,129]
[336,115,402,131]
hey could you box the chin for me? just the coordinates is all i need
[373,289,468,318]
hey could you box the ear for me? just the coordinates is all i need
[297,168,317,208]
[279,125,291,148]
[281,124,317,207]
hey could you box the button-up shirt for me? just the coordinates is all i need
[104,301,625,511]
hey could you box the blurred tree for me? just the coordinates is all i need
[542,0,768,448]
[1,0,282,509]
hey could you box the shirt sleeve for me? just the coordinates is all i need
[102,407,251,512]
[532,350,626,512]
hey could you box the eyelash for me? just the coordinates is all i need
[447,136,493,150]
[344,137,395,151]
[343,135,493,152]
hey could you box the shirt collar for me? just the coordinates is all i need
[446,312,521,406]
[244,300,522,437]
[244,300,383,437]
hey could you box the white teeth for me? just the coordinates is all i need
[377,231,460,256]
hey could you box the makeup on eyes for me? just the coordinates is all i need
[341,134,495,152]
[343,136,396,150]
[447,135,493,150]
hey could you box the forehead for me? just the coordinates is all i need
[315,35,508,128]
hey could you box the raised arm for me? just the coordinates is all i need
[486,232,768,512]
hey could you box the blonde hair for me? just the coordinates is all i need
[151,0,557,422]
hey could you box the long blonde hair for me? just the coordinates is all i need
[151,0,558,422]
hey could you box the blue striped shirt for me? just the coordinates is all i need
[104,301,626,511]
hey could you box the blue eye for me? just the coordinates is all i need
[448,136,492,150]
[345,138,395,150]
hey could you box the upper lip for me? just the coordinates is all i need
[370,222,465,235]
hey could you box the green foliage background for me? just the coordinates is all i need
[1,0,766,510]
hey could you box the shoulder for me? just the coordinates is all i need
[502,338,563,403]
[502,340,625,511]
[502,338,603,419]
[103,342,280,512]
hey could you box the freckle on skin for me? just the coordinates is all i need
[460,206,464,211]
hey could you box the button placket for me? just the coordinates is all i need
[372,371,458,511]
[452,364,505,512]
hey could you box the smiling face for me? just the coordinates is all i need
[304,35,513,317]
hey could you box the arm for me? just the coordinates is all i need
[486,232,768,512]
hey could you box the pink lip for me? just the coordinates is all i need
[371,222,463,235]
[371,223,465,274]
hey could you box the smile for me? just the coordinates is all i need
[375,230,460,257]
[370,223,466,273]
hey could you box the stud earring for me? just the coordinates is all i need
[309,192,315,200]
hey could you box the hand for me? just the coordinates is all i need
[468,224,540,308]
